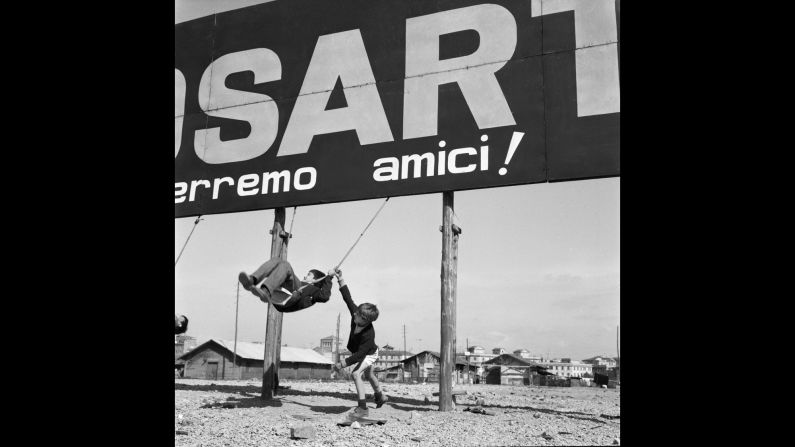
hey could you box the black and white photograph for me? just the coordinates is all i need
[175,0,620,445]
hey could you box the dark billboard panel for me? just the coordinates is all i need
[175,0,620,217]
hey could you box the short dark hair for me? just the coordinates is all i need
[308,269,325,280]
[176,315,189,334]
[358,303,379,323]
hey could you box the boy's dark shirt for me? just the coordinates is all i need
[340,284,377,366]
[276,276,332,313]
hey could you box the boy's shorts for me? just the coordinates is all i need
[351,348,379,374]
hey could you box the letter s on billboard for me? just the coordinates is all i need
[175,0,619,218]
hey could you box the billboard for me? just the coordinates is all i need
[175,0,620,218]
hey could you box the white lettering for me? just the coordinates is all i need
[401,153,435,179]
[531,0,620,116]
[237,174,260,196]
[262,171,291,194]
[404,4,517,139]
[212,177,234,199]
[175,182,188,204]
[373,157,399,182]
[279,30,393,156]
[189,180,211,202]
[195,49,281,164]
[448,147,478,173]
[175,69,186,158]
[294,167,317,190]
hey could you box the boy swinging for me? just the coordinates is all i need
[238,257,334,312]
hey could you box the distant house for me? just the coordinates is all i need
[581,355,618,368]
[313,335,351,363]
[463,345,497,377]
[178,339,332,380]
[483,354,545,385]
[540,360,593,378]
[374,344,412,373]
[401,351,443,382]
[175,335,197,375]
[512,348,531,359]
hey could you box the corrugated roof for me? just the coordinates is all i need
[483,353,541,366]
[179,339,333,364]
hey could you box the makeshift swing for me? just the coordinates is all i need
[268,198,390,303]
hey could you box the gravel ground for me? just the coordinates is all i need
[175,379,620,446]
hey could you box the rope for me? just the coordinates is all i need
[334,197,390,270]
[175,215,203,266]
[287,206,297,237]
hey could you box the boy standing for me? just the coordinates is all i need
[238,257,333,313]
[331,269,388,419]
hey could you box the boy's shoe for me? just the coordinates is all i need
[374,393,389,408]
[346,406,370,420]
[250,285,272,304]
[238,272,255,291]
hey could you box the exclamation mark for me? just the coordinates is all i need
[499,131,525,176]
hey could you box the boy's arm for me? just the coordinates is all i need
[313,276,332,303]
[339,284,357,316]
[335,269,357,315]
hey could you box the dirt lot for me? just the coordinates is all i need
[175,379,620,446]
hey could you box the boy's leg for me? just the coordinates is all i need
[249,257,283,285]
[350,368,369,418]
[365,366,388,407]
[239,257,281,291]
[260,260,297,294]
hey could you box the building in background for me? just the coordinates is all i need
[179,339,332,380]
[175,335,197,376]
[401,351,443,382]
[483,354,545,385]
[540,359,593,378]
[374,344,411,372]
[582,355,618,368]
[313,335,350,363]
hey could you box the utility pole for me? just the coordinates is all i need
[466,338,470,384]
[335,313,341,364]
[403,324,407,383]
[234,281,239,367]
[439,191,461,411]
[262,208,289,400]
[616,325,620,383]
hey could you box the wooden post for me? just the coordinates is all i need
[439,191,461,411]
[262,208,289,399]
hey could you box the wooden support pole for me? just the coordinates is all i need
[439,191,460,411]
[262,207,289,399]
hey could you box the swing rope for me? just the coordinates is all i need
[287,206,297,236]
[175,215,203,266]
[334,197,390,271]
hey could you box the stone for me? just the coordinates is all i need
[533,413,541,419]
[613,439,620,445]
[541,430,555,440]
[176,430,189,435]
[476,398,485,406]
[350,421,362,429]
[290,425,317,440]
[410,437,422,442]
[424,396,431,404]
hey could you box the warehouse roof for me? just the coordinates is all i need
[178,339,333,364]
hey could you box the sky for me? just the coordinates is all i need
[175,0,620,360]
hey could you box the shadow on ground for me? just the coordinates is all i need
[177,383,619,424]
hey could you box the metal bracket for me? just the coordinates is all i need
[439,224,463,235]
